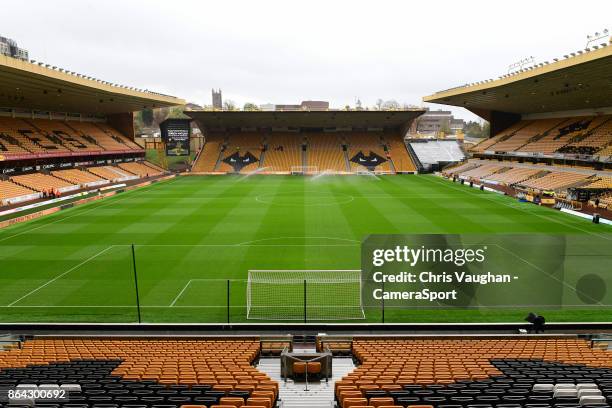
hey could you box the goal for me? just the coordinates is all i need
[246,270,364,320]
[355,169,395,176]
[291,166,318,175]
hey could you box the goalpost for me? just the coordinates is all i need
[291,166,318,175]
[355,169,395,176]
[246,270,365,321]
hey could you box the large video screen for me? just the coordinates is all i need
[161,119,190,157]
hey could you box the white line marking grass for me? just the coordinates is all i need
[7,246,115,307]
[426,175,611,240]
[169,279,193,307]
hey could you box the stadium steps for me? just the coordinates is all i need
[406,143,424,172]
[213,144,226,171]
[302,146,308,169]
[342,148,351,172]
[259,148,267,168]
[385,145,397,173]
[257,356,355,408]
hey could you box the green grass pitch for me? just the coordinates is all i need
[0,174,610,323]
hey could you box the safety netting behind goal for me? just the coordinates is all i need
[246,270,364,321]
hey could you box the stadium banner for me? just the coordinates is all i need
[160,118,191,157]
[361,234,611,309]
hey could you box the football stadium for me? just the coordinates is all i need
[1,3,612,408]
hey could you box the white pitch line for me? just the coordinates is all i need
[491,242,604,306]
[425,175,611,240]
[124,244,359,247]
[169,279,193,307]
[1,304,609,308]
[7,246,115,307]
[0,177,177,244]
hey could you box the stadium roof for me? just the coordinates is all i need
[0,55,185,114]
[423,45,612,116]
[186,110,425,131]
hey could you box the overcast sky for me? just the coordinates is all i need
[3,0,611,120]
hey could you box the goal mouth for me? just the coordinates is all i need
[246,269,365,321]
[291,166,319,175]
[355,169,395,176]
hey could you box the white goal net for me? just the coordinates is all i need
[291,166,318,175]
[246,270,364,320]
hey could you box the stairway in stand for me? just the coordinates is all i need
[257,356,355,408]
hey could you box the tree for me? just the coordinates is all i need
[439,118,452,136]
[153,107,169,125]
[223,100,237,111]
[375,99,384,110]
[482,121,490,138]
[464,120,481,138]
[243,102,260,111]
[464,120,490,138]
[141,108,154,127]
[382,100,400,110]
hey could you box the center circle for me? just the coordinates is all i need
[255,191,354,206]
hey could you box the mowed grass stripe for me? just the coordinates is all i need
[0,175,610,323]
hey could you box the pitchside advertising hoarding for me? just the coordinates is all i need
[361,234,612,310]
[160,118,191,156]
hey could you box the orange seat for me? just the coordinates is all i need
[307,361,321,374]
[293,361,306,375]
[343,397,369,408]
[218,397,244,407]
[369,397,394,407]
[246,397,271,408]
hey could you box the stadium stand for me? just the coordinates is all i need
[442,160,610,192]
[192,137,224,172]
[51,168,108,186]
[442,161,480,176]
[191,130,417,175]
[217,132,264,173]
[0,180,39,205]
[0,338,278,408]
[88,165,138,182]
[469,121,531,153]
[143,161,167,173]
[347,133,392,172]
[0,117,69,153]
[0,117,143,156]
[583,176,612,189]
[118,162,164,177]
[70,121,142,151]
[598,193,612,209]
[306,133,347,172]
[469,115,612,160]
[10,172,77,193]
[518,171,591,191]
[0,161,164,207]
[0,131,31,156]
[335,338,612,406]
[384,134,417,173]
[517,117,598,154]
[409,140,465,170]
[483,167,544,185]
[484,119,566,153]
[264,133,304,173]
[456,163,505,179]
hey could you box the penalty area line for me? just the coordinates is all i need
[7,245,116,307]
[169,279,194,307]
